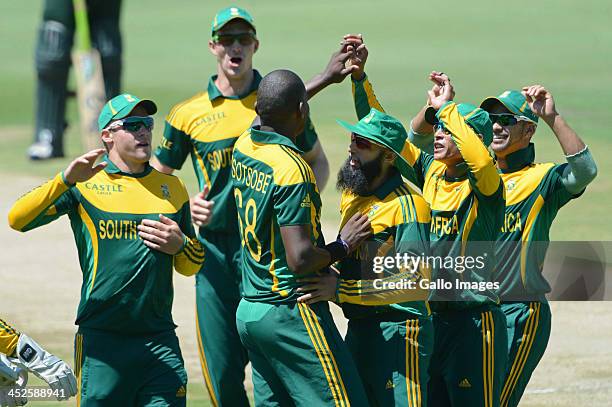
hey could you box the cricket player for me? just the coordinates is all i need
[28,0,123,160]
[1,318,76,406]
[232,69,371,406]
[150,7,354,405]
[344,36,508,406]
[8,94,204,406]
[478,87,597,407]
[297,108,433,406]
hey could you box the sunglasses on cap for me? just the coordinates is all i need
[489,113,531,127]
[351,133,373,150]
[107,116,154,133]
[212,32,257,46]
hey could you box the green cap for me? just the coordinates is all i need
[480,90,538,123]
[211,6,256,35]
[98,94,157,131]
[337,107,408,158]
[425,102,494,147]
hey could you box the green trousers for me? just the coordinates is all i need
[345,311,433,407]
[499,301,551,407]
[74,328,187,406]
[428,304,508,407]
[236,299,369,406]
[195,232,249,406]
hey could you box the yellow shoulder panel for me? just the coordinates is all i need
[76,170,189,214]
[503,163,556,206]
[166,92,210,128]
[235,135,314,187]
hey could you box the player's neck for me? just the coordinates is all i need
[259,123,297,143]
[215,68,254,97]
[108,151,147,174]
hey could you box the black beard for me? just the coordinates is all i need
[336,152,383,195]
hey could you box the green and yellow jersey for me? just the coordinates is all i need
[352,78,504,306]
[495,144,583,300]
[155,71,319,236]
[231,127,324,304]
[8,157,204,334]
[0,319,19,356]
[336,172,431,319]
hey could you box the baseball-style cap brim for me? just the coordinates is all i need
[336,119,391,150]
[480,92,538,123]
[98,95,157,131]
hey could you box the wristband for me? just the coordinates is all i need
[324,240,348,265]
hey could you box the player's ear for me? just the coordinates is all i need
[253,39,259,54]
[524,122,537,140]
[383,149,395,163]
[100,129,113,147]
[208,40,218,56]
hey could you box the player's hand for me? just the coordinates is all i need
[9,334,77,401]
[63,149,107,185]
[319,43,359,85]
[339,212,372,253]
[296,266,340,304]
[427,73,454,110]
[427,71,455,106]
[342,34,368,81]
[522,85,558,122]
[138,214,186,255]
[190,185,214,227]
[0,354,28,407]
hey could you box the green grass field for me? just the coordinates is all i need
[2,1,611,406]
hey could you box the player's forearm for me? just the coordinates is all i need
[561,147,598,194]
[546,113,587,156]
[307,152,329,191]
[288,245,332,276]
[305,73,335,100]
[438,102,500,195]
[8,173,70,232]
[352,74,385,119]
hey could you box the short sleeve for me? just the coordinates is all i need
[154,121,192,170]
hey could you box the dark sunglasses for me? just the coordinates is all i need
[351,133,372,150]
[212,32,257,47]
[108,116,154,132]
[489,114,522,127]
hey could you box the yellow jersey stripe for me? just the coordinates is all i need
[195,311,219,407]
[501,303,540,406]
[298,304,342,406]
[192,145,212,189]
[269,221,289,297]
[166,92,206,124]
[460,200,479,257]
[481,311,492,407]
[520,196,545,287]
[305,305,350,406]
[78,204,99,298]
[280,145,309,183]
[75,333,83,407]
[500,303,536,405]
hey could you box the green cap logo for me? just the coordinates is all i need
[480,90,538,123]
[211,6,256,35]
[98,94,157,131]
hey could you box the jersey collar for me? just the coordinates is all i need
[250,126,303,153]
[207,70,262,101]
[372,171,404,200]
[103,155,153,178]
[498,143,536,173]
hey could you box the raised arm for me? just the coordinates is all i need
[522,85,597,194]
[8,149,106,231]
